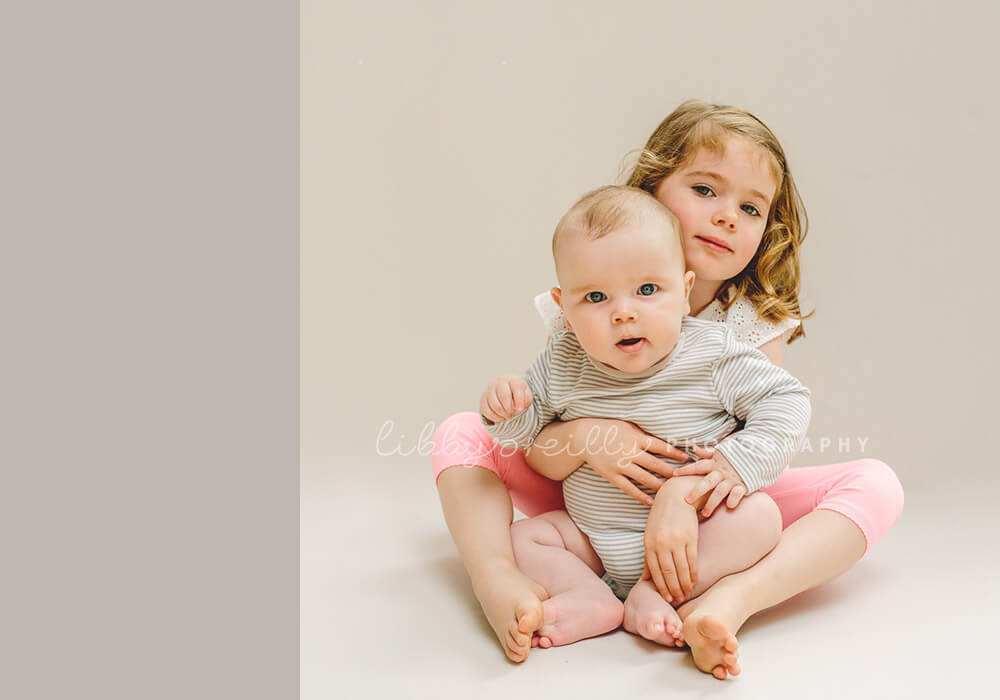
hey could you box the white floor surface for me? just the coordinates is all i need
[302,455,998,699]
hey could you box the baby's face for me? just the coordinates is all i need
[553,225,695,373]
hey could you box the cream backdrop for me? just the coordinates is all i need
[303,3,1000,696]
[304,1,998,486]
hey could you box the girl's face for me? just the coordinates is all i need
[653,136,779,285]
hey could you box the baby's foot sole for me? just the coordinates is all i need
[531,589,623,648]
[622,581,685,647]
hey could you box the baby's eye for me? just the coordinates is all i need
[741,204,761,217]
[585,291,606,303]
[637,283,658,296]
[692,184,715,197]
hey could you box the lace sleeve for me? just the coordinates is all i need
[697,296,800,348]
[534,290,567,335]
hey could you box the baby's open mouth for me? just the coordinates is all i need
[616,337,646,353]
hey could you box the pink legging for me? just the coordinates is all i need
[431,412,904,556]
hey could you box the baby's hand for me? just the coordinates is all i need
[480,375,533,424]
[672,451,748,518]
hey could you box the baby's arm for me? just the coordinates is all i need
[706,332,811,493]
[481,345,559,452]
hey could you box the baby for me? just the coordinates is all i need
[480,186,811,650]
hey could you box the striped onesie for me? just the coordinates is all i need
[485,316,811,598]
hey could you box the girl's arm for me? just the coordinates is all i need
[526,418,709,506]
[523,419,591,480]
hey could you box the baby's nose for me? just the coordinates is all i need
[612,308,637,323]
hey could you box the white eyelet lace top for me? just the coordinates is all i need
[533,288,800,348]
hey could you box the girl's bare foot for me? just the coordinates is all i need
[472,562,547,663]
[681,612,740,679]
[622,580,685,648]
[531,583,624,648]
[676,581,748,679]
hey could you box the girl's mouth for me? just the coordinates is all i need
[616,337,646,353]
[695,236,732,253]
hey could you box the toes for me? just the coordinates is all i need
[538,635,552,649]
[516,601,542,635]
[504,639,527,663]
[643,620,664,638]
[505,629,529,662]
[712,665,728,680]
[723,635,738,652]
[506,648,527,663]
[723,652,738,666]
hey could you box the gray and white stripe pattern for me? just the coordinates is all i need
[486,316,810,595]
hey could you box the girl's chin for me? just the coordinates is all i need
[688,257,743,283]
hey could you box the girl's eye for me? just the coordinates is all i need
[741,204,761,217]
[585,291,606,303]
[692,184,714,197]
[638,283,658,296]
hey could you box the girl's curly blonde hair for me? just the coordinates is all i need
[624,100,811,343]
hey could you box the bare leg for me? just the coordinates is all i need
[624,492,782,654]
[678,509,867,679]
[437,466,547,663]
[512,510,624,648]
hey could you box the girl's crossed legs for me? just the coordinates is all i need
[432,413,904,673]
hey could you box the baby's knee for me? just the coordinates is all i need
[737,492,783,549]
[511,513,565,551]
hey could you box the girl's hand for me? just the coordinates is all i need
[641,487,699,603]
[580,419,713,507]
[479,375,532,424]
[672,451,748,518]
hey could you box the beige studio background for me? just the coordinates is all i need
[302,2,1000,697]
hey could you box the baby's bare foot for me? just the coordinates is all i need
[681,612,740,679]
[472,563,547,663]
[622,580,684,648]
[531,583,624,649]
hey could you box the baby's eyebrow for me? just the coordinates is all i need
[686,170,771,207]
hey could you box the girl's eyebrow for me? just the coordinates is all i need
[685,169,772,207]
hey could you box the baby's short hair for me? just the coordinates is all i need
[551,185,684,269]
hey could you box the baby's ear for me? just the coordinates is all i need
[550,287,571,329]
[682,270,696,314]
[550,286,563,309]
[683,270,696,296]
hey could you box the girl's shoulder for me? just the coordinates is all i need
[534,291,567,335]
[695,294,800,348]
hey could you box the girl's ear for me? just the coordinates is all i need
[550,287,571,329]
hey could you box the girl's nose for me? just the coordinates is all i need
[714,203,738,230]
